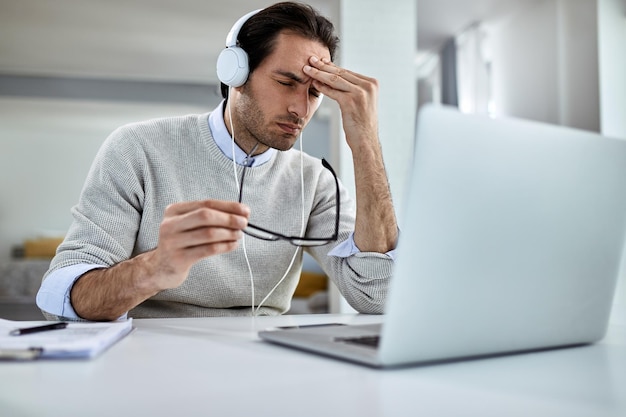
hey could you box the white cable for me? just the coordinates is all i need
[255,133,305,315]
[227,93,256,317]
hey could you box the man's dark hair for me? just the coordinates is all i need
[220,1,340,99]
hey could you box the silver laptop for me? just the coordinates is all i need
[259,105,626,368]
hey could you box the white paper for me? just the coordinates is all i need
[0,318,133,359]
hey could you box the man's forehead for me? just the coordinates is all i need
[253,32,329,84]
[271,32,331,61]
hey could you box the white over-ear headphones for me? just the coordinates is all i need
[216,9,262,88]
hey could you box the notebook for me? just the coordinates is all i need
[258,105,626,368]
[0,318,133,360]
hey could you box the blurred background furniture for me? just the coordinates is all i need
[0,258,50,320]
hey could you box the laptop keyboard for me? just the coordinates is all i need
[335,335,380,348]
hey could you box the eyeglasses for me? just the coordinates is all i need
[238,158,340,247]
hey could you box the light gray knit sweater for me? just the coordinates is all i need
[45,112,393,317]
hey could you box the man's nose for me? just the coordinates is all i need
[288,89,310,119]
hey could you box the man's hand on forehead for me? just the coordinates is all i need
[303,55,379,148]
[304,56,355,94]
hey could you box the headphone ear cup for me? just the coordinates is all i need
[216,46,250,87]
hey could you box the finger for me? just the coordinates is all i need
[165,200,250,218]
[178,225,244,249]
[157,235,242,271]
[179,240,241,261]
[304,63,352,92]
[181,207,248,232]
[161,207,248,247]
[305,56,373,88]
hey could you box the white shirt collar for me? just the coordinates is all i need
[207,101,276,167]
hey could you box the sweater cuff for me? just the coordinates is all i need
[328,231,398,260]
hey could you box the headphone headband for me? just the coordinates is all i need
[225,9,262,47]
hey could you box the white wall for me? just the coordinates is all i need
[0,97,209,262]
[556,0,600,131]
[488,0,600,132]
[488,0,559,123]
[598,0,626,139]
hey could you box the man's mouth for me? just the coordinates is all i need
[277,122,302,135]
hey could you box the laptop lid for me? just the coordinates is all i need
[378,105,626,365]
[260,105,626,368]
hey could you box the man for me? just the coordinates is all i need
[37,2,397,321]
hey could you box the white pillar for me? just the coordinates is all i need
[598,0,626,325]
[329,0,417,313]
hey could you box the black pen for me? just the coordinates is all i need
[9,322,68,336]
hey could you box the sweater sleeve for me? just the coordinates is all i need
[306,169,394,314]
[44,125,148,275]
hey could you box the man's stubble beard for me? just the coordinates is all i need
[234,85,304,153]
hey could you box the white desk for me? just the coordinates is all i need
[1,314,625,417]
